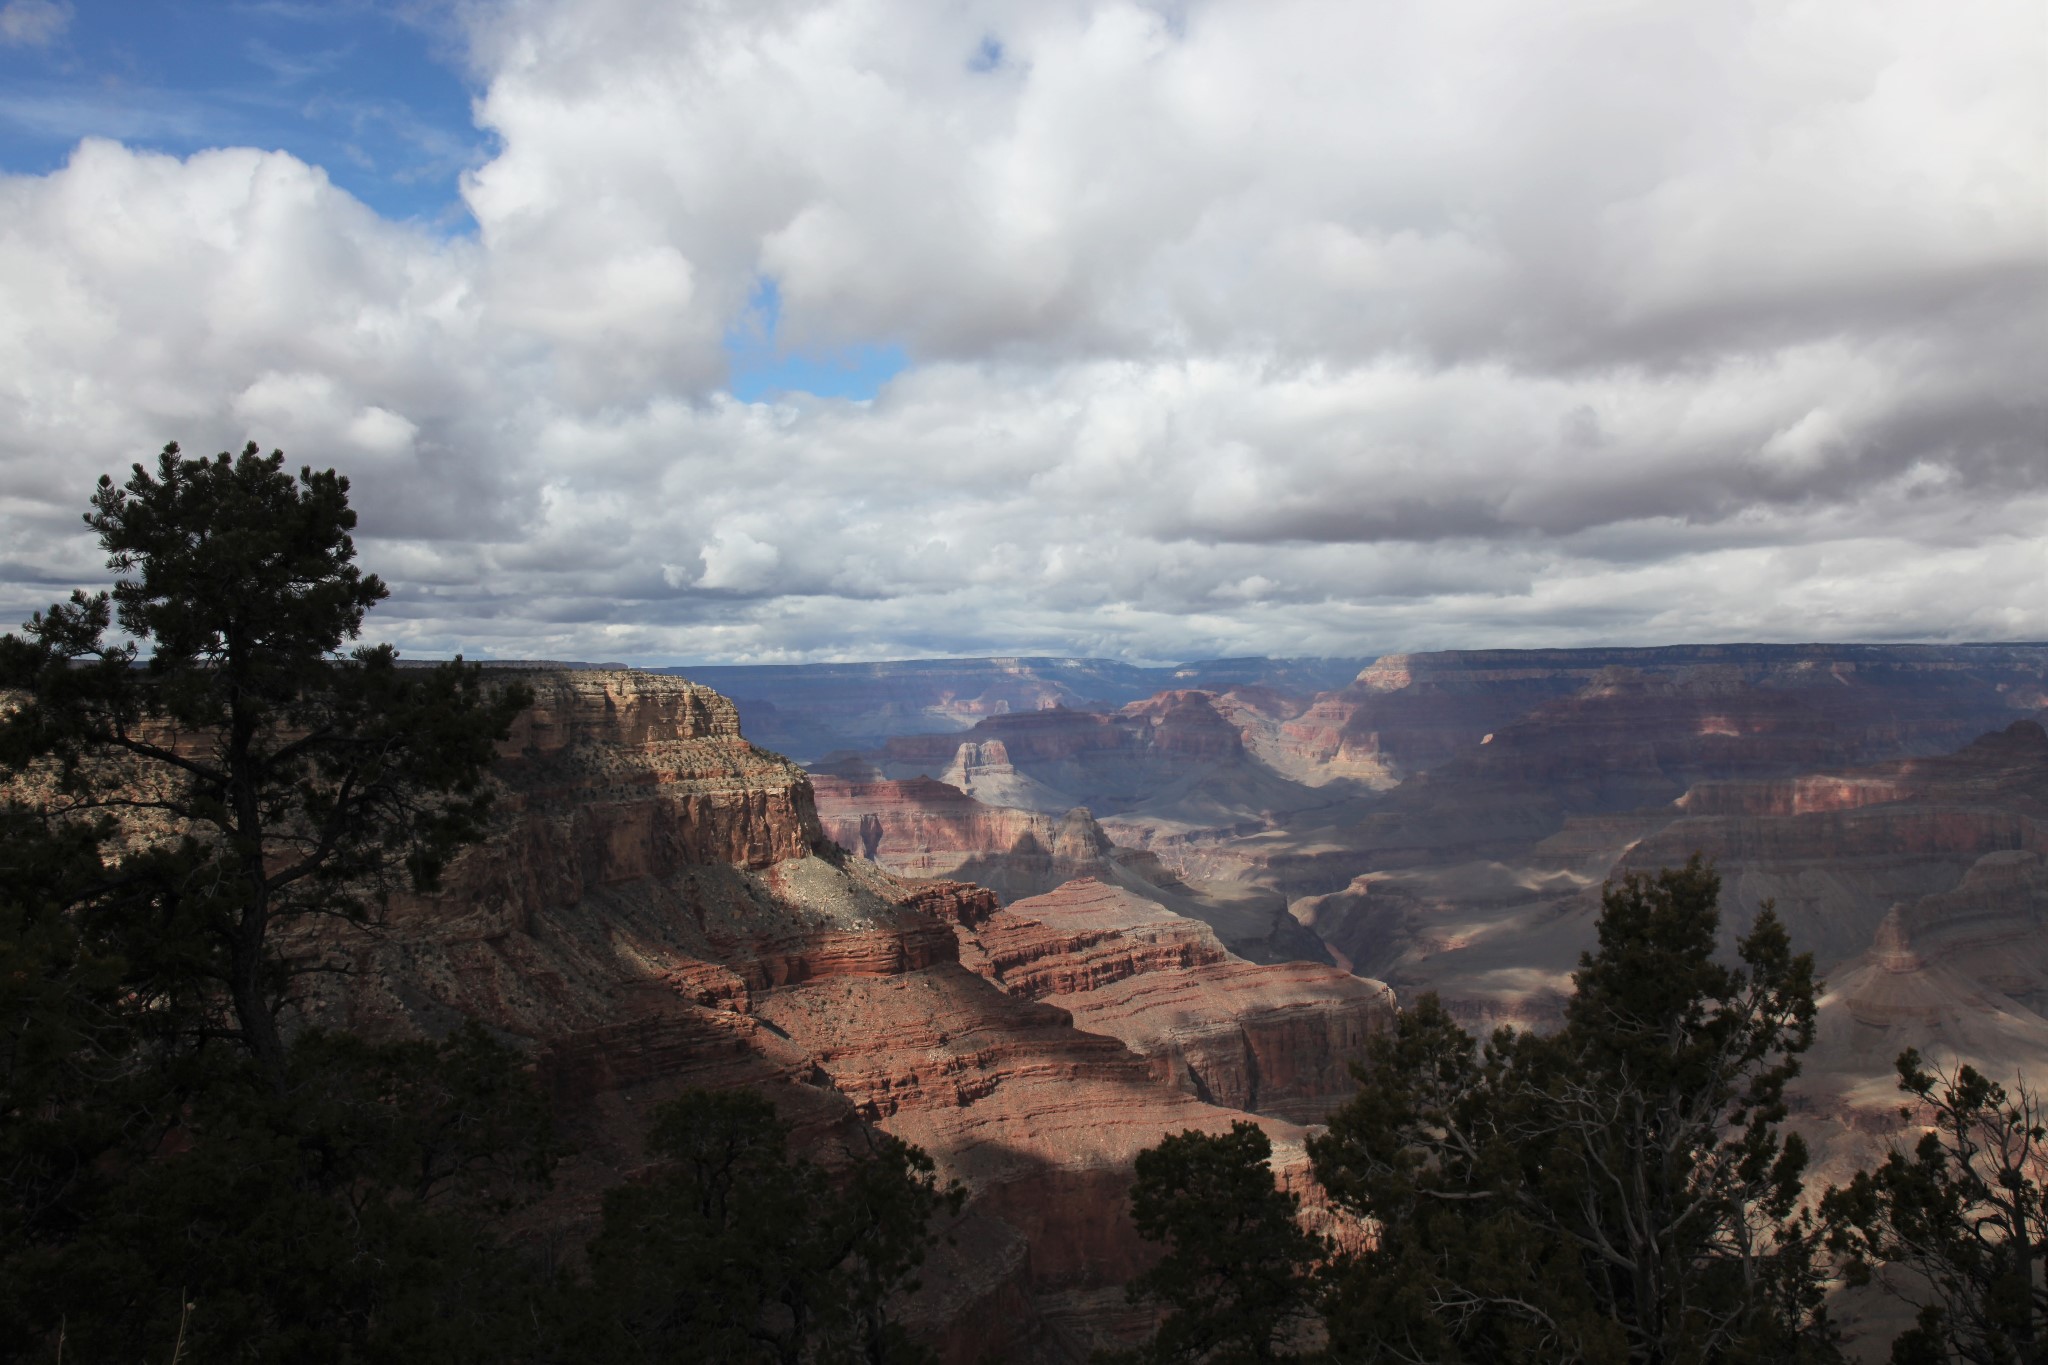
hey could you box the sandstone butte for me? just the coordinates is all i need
[276,668,1394,1362]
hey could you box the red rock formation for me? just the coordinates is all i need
[955,879,1393,1123]
[1235,669,2048,965]
[1293,719,2048,1167]
[286,669,1338,1360]
[1281,704,2048,1044]
[1207,686,1401,789]
[812,774,1051,888]
[796,647,2047,921]
[810,775,1333,964]
[737,910,1323,1343]
[666,657,1366,763]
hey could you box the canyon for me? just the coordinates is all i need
[808,645,2048,1155]
[304,668,1391,1361]
[91,643,2044,1357]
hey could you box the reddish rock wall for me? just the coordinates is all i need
[305,669,1341,1361]
[955,879,1393,1123]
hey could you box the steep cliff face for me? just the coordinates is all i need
[1205,685,1402,789]
[1296,720,2048,1177]
[957,879,1394,1123]
[1245,655,2048,997]
[308,669,1344,1361]
[812,773,1052,890]
[626,649,2048,1249]
[1620,720,2048,969]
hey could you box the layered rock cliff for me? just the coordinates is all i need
[1288,708,2048,1057]
[1297,719,2048,1173]
[810,774,1331,964]
[957,878,1393,1123]
[298,668,1350,1361]
[816,646,2048,907]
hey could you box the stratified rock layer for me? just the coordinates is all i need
[811,775,1330,964]
[302,668,1341,1361]
[1311,645,2048,787]
[958,879,1393,1123]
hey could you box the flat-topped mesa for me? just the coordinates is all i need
[501,667,743,750]
[487,668,824,872]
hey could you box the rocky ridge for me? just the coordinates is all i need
[661,656,1366,762]
[1300,645,2048,788]
[854,652,2048,1149]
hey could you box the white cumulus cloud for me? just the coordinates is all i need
[0,0,2042,664]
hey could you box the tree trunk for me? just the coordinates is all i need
[231,904,287,1096]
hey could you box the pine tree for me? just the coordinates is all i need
[1825,1052,2048,1365]
[0,442,550,1360]
[1310,858,1839,1364]
[0,441,529,1092]
[1106,1120,1328,1364]
[565,1088,961,1364]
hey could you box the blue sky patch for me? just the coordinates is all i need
[0,0,484,226]
[726,278,908,403]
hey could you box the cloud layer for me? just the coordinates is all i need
[1,0,2042,663]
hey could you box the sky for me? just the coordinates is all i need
[0,0,2042,666]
